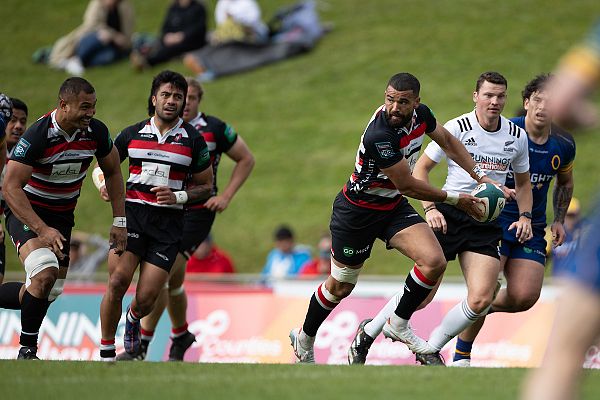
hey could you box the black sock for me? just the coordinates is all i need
[20,290,51,348]
[302,294,332,337]
[0,281,24,309]
[394,270,436,320]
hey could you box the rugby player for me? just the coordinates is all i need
[98,70,213,361]
[290,72,497,363]
[2,78,126,359]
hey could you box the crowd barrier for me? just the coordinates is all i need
[0,277,598,367]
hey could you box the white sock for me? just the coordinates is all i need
[428,299,482,351]
[364,291,403,338]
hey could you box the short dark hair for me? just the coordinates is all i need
[10,98,28,116]
[387,73,420,95]
[58,77,95,101]
[148,70,188,116]
[522,73,552,102]
[274,225,294,241]
[475,71,507,92]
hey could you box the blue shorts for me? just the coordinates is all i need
[498,215,547,266]
[560,209,600,293]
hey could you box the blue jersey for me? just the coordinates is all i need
[501,116,576,226]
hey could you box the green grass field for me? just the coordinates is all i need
[1,0,599,275]
[0,361,599,400]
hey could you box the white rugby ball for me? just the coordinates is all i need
[470,183,506,223]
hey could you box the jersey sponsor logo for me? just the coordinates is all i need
[464,137,477,146]
[146,151,169,158]
[13,138,31,158]
[471,154,511,171]
[224,125,237,143]
[530,173,554,184]
[50,162,82,180]
[375,142,394,158]
[140,161,170,187]
[198,148,210,165]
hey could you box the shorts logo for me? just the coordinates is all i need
[343,247,354,256]
[127,232,139,239]
[155,252,169,262]
[375,142,395,159]
[13,138,31,158]
[523,247,532,254]
[23,224,30,232]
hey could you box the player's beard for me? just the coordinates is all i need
[157,106,181,123]
[387,113,412,129]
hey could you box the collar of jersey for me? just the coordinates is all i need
[150,116,183,143]
[192,113,208,127]
[51,109,89,142]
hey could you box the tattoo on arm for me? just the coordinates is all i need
[553,185,573,224]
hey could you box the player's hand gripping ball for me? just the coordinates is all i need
[470,183,506,222]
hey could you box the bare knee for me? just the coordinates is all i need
[418,255,447,278]
[135,290,160,315]
[108,273,131,301]
[467,294,493,314]
[328,280,354,299]
[510,294,540,312]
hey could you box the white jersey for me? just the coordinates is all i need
[424,110,529,193]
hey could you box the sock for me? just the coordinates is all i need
[453,337,474,361]
[0,281,25,309]
[428,300,485,351]
[100,338,116,359]
[394,265,437,320]
[301,282,341,337]
[141,328,154,348]
[127,306,141,324]
[20,290,51,348]
[171,323,189,339]
[364,290,402,338]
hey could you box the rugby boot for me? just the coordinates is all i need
[348,318,374,365]
[415,352,446,366]
[123,306,141,354]
[382,319,437,354]
[168,331,196,361]
[451,358,471,367]
[17,346,39,360]
[289,328,315,363]
[116,341,148,361]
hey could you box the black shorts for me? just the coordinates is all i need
[434,203,502,261]
[329,192,424,266]
[5,207,74,268]
[179,208,216,257]
[125,202,184,272]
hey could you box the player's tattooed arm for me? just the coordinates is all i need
[553,170,574,224]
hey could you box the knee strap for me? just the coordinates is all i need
[330,263,361,284]
[24,248,59,288]
[169,285,184,296]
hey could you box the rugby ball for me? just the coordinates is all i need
[470,183,506,223]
